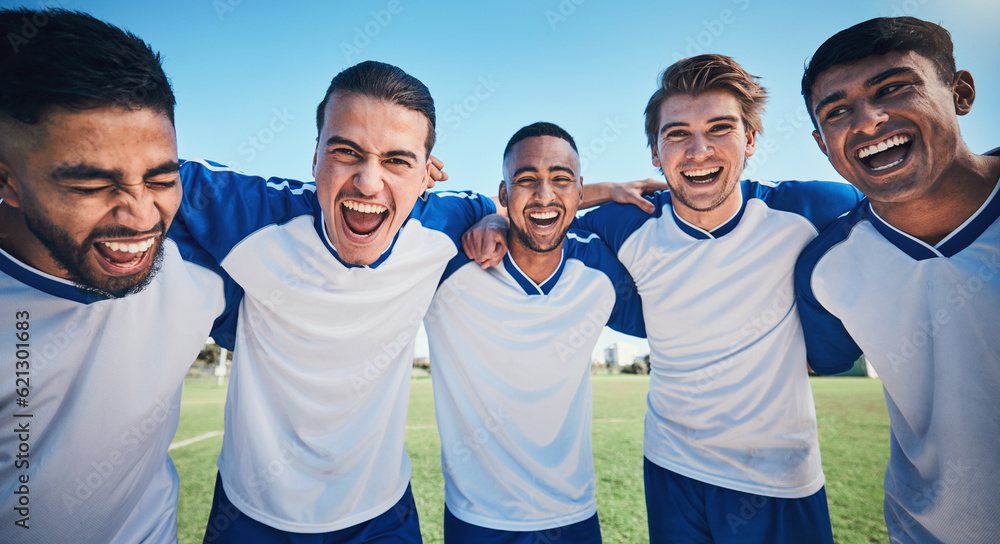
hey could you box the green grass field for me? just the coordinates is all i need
[171,374,890,543]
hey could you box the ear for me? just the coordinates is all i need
[952,70,975,116]
[498,179,508,208]
[0,160,23,208]
[812,130,829,157]
[744,129,757,158]
[420,158,431,193]
[651,145,661,169]
[577,176,584,204]
[311,139,320,178]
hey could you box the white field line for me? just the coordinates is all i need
[168,430,223,451]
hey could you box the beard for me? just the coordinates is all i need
[22,209,166,299]
[511,224,567,254]
[669,177,740,213]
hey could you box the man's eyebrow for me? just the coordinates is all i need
[659,121,689,135]
[708,116,739,124]
[324,135,363,151]
[549,165,576,177]
[866,67,916,88]
[510,165,577,178]
[813,90,847,117]
[145,160,180,179]
[511,166,539,178]
[813,67,918,117]
[324,136,418,161]
[383,149,418,161]
[51,164,123,184]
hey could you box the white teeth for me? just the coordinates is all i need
[529,211,559,220]
[343,201,387,214]
[871,158,905,171]
[683,167,721,178]
[858,134,911,159]
[101,238,154,254]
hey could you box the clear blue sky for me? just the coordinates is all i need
[10,0,997,358]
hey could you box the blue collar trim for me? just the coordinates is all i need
[502,244,567,296]
[866,179,1000,260]
[0,247,110,304]
[669,179,749,239]
[313,211,400,269]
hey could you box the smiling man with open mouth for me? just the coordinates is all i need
[424,122,645,543]
[0,9,240,544]
[176,61,502,543]
[797,16,1000,544]
[571,54,864,544]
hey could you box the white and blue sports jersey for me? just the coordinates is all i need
[576,179,862,499]
[424,230,644,532]
[0,230,239,544]
[795,172,1000,543]
[177,159,496,532]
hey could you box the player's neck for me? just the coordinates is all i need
[508,240,564,285]
[0,204,66,278]
[672,192,742,232]
[870,153,1000,246]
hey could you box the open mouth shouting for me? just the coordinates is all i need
[681,166,723,185]
[527,208,561,229]
[856,134,912,173]
[515,204,568,253]
[341,200,390,240]
[93,236,158,275]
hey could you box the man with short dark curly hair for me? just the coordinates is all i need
[796,16,1000,544]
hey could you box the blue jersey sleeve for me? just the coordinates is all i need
[755,180,863,234]
[572,192,665,253]
[177,159,317,263]
[411,190,497,249]
[793,206,866,374]
[167,217,244,350]
[566,230,646,338]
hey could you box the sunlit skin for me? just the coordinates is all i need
[0,107,180,297]
[810,50,1000,244]
[652,91,756,231]
[312,92,432,266]
[499,136,583,284]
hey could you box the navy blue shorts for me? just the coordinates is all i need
[203,473,422,543]
[644,457,834,544]
[444,505,602,544]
